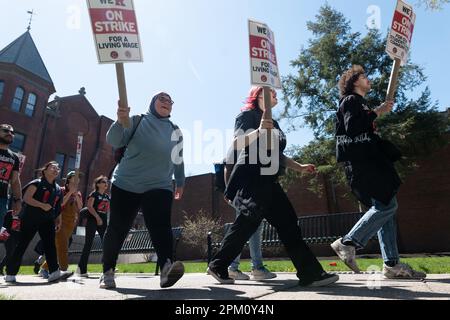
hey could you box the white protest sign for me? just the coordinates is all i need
[75,134,83,170]
[248,20,281,89]
[87,0,143,64]
[386,0,416,66]
[16,153,26,174]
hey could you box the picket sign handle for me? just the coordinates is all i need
[386,57,402,102]
[262,86,273,150]
[115,63,131,128]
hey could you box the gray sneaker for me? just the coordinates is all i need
[99,269,116,289]
[228,269,250,280]
[160,259,184,288]
[383,263,427,280]
[251,267,277,280]
[331,238,361,273]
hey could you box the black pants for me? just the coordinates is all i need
[210,181,324,283]
[0,231,20,271]
[6,210,59,275]
[78,214,107,274]
[102,184,174,273]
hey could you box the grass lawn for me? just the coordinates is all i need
[14,256,450,275]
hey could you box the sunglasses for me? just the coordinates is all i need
[158,96,174,105]
[1,128,15,135]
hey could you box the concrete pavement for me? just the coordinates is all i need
[1,272,450,300]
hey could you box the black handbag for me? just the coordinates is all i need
[378,138,402,162]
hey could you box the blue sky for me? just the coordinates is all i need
[1,0,449,176]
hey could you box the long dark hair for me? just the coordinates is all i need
[36,161,59,180]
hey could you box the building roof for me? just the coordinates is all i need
[0,31,54,86]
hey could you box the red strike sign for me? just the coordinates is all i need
[87,0,143,63]
[89,9,138,34]
[249,36,277,65]
[392,9,414,42]
[248,20,281,89]
[386,0,416,65]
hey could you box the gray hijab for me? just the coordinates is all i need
[148,92,171,119]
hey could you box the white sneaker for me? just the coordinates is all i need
[75,267,89,278]
[4,275,16,283]
[331,238,361,273]
[160,259,184,288]
[383,263,427,280]
[228,269,250,280]
[251,267,277,280]
[99,269,116,289]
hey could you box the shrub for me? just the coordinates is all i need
[182,210,223,259]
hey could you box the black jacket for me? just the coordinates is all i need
[335,94,401,207]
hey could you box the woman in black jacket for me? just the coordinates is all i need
[4,161,72,283]
[207,86,338,287]
[331,65,426,280]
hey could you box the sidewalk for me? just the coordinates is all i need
[1,272,449,300]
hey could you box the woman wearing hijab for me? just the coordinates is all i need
[207,86,339,287]
[100,92,185,289]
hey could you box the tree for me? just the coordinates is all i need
[279,5,449,195]
[417,0,449,10]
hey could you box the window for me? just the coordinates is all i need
[0,81,4,101]
[9,132,26,152]
[25,93,37,117]
[11,87,24,112]
[55,153,66,179]
[67,156,76,175]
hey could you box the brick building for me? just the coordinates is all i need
[0,31,115,197]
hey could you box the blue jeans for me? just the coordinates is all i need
[229,212,264,271]
[343,196,399,264]
[0,197,7,228]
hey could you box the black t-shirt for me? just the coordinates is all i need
[224,108,287,200]
[22,178,63,219]
[88,191,110,215]
[0,149,20,198]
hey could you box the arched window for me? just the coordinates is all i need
[25,93,37,117]
[11,86,25,112]
[0,81,4,101]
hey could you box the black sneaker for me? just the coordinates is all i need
[299,272,339,287]
[207,265,235,284]
[33,260,40,275]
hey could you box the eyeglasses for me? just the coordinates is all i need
[1,128,15,135]
[158,96,174,105]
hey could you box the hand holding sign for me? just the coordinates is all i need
[117,100,131,127]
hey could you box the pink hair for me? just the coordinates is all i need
[241,86,263,112]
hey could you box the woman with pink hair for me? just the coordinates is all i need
[208,86,339,287]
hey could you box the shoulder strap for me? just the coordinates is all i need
[126,115,144,147]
